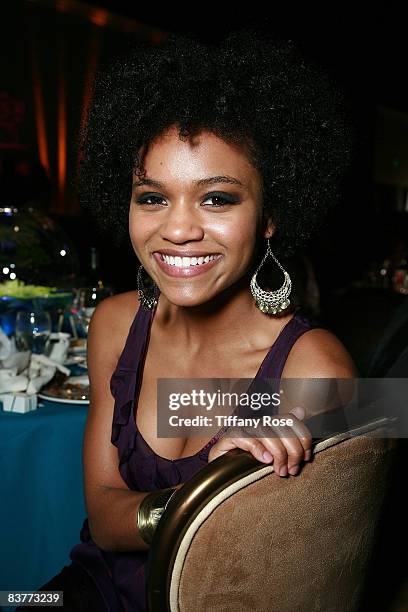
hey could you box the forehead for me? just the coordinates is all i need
[136,126,259,187]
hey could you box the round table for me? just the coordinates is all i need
[0,398,88,602]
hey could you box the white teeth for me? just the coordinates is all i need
[160,254,218,267]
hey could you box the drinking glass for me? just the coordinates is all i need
[15,310,52,354]
[71,287,112,336]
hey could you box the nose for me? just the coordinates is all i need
[159,202,204,243]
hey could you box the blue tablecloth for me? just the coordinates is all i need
[0,398,88,606]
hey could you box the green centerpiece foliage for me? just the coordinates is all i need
[0,280,71,298]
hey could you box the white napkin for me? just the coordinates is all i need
[0,367,30,393]
[47,332,71,364]
[0,332,31,393]
[24,354,71,395]
[0,327,12,360]
[0,328,72,395]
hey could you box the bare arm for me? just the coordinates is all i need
[82,294,151,552]
[278,327,359,419]
[209,327,358,476]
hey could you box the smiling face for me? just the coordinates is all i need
[129,125,274,307]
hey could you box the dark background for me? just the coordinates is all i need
[1,3,407,610]
[2,7,408,282]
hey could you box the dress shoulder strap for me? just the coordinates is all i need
[109,304,152,429]
[114,304,152,372]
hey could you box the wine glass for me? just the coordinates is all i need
[71,287,112,336]
[15,310,52,354]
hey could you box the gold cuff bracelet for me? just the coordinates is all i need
[137,486,178,546]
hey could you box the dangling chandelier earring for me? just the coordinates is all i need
[250,238,292,315]
[137,264,159,311]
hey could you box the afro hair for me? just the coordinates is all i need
[78,27,355,259]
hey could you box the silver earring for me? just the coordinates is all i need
[250,238,292,315]
[137,265,159,311]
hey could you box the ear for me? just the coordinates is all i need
[262,217,276,240]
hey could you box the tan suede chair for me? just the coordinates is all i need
[147,416,398,612]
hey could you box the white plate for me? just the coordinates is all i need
[68,346,87,355]
[66,374,89,386]
[38,392,89,405]
[64,355,87,365]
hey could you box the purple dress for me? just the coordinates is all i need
[70,296,318,611]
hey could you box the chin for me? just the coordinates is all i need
[160,288,215,309]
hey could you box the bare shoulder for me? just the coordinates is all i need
[88,290,140,364]
[282,327,359,378]
[83,291,141,502]
[91,290,139,327]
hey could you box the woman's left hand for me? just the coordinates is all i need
[208,406,313,476]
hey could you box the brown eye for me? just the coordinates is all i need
[136,195,165,206]
[202,193,238,207]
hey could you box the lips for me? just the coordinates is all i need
[152,252,222,278]
[154,249,221,257]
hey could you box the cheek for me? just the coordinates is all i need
[209,214,257,251]
[128,207,154,246]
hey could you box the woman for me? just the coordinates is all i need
[18,27,357,611]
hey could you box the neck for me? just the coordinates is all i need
[154,272,270,352]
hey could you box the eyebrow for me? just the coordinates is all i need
[132,175,245,190]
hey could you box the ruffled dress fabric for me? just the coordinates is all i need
[69,294,317,611]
